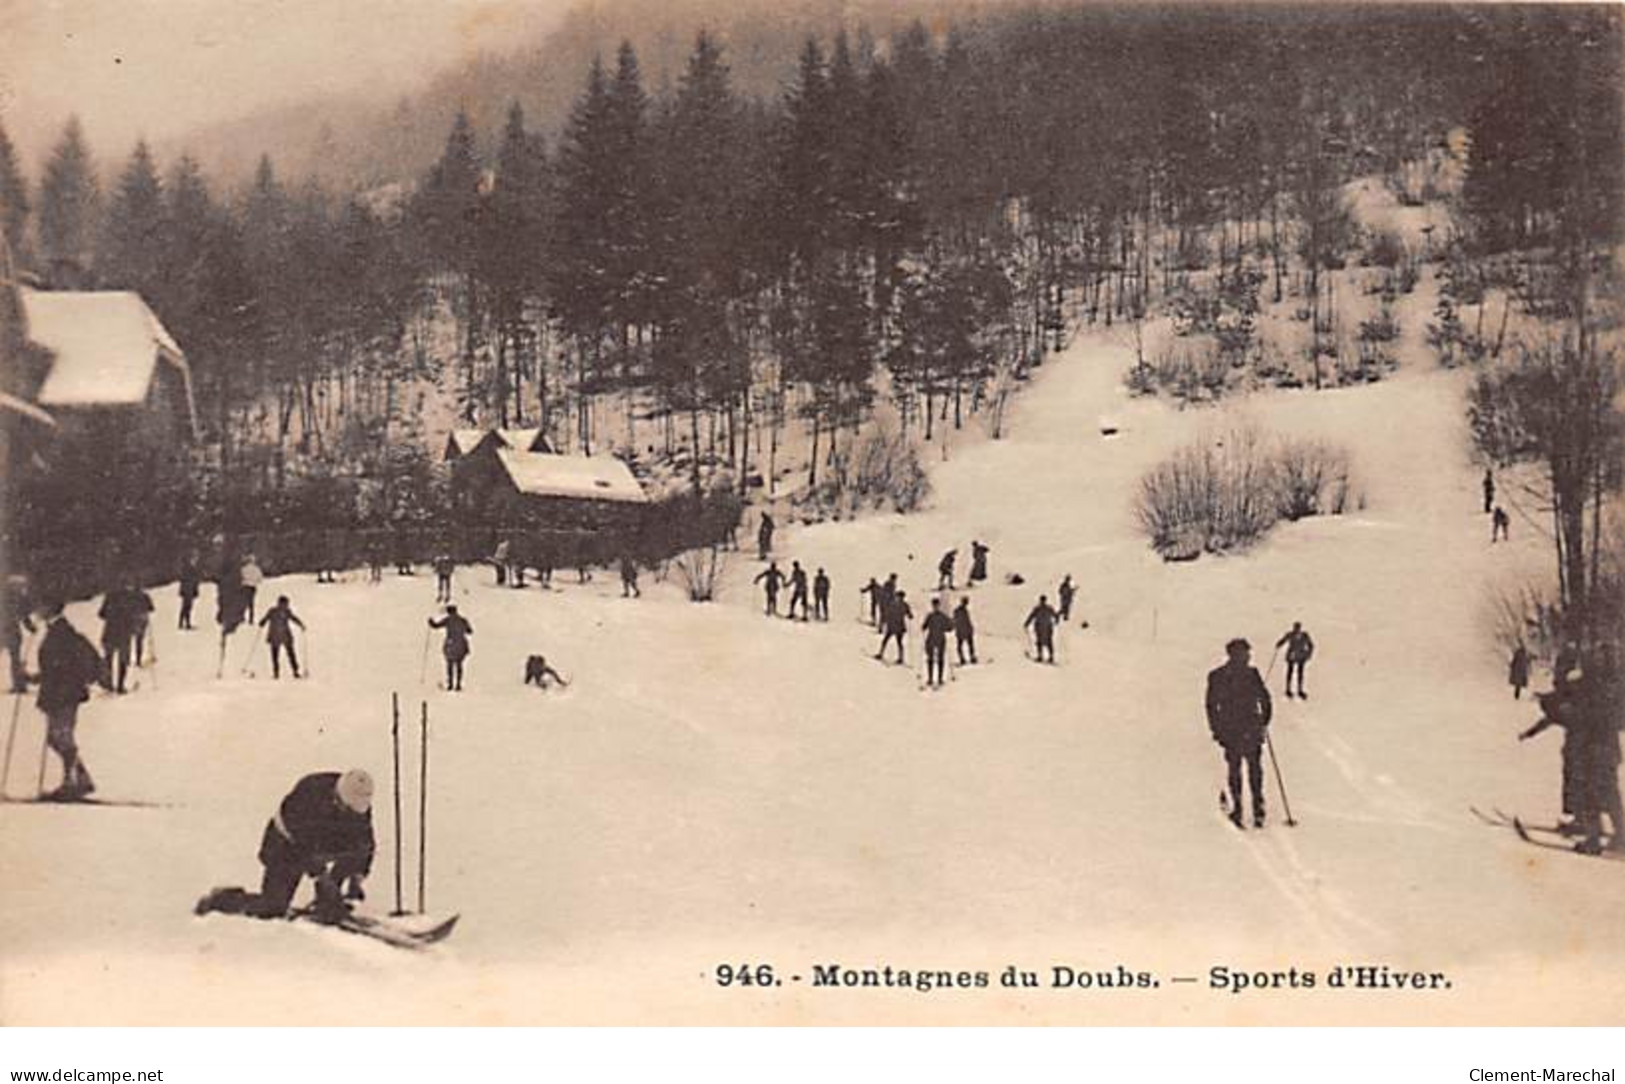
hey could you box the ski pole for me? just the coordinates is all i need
[1263,642,1282,682]
[391,693,404,916]
[302,628,314,679]
[239,627,264,676]
[417,697,434,908]
[1,691,22,799]
[1265,731,1297,826]
[418,627,432,686]
[36,721,49,796]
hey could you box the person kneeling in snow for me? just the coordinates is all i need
[196,769,376,922]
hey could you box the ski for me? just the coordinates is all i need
[1512,817,1625,861]
[2,795,172,809]
[289,908,460,950]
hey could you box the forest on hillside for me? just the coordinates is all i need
[0,3,1618,575]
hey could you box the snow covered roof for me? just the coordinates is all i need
[447,427,552,460]
[448,428,488,457]
[20,289,189,409]
[495,448,648,504]
[498,427,551,453]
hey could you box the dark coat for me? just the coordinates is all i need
[884,599,914,634]
[1024,603,1059,639]
[259,605,305,645]
[952,604,974,639]
[37,617,104,712]
[99,588,149,643]
[260,772,375,880]
[922,611,953,645]
[430,614,473,659]
[1206,662,1273,751]
[1276,629,1314,663]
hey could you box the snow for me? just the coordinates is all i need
[21,289,186,408]
[1,266,1618,1026]
[495,447,648,504]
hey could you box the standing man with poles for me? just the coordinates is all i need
[1206,637,1276,829]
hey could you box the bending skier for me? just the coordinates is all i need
[937,549,957,591]
[1206,637,1274,828]
[1024,595,1059,664]
[195,769,375,922]
[753,562,785,617]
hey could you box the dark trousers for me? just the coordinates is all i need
[179,595,196,629]
[270,639,300,679]
[1225,744,1266,818]
[1033,633,1054,662]
[1058,597,1073,621]
[1285,659,1307,695]
[956,633,976,665]
[436,575,452,602]
[104,637,131,692]
[45,704,91,793]
[814,593,828,621]
[763,590,778,616]
[926,641,946,685]
[209,823,343,919]
[789,589,808,618]
[879,629,905,663]
[243,587,258,624]
[445,656,465,690]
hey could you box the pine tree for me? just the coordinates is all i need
[98,140,165,296]
[37,117,100,286]
[0,120,30,265]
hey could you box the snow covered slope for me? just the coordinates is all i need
[2,295,1615,1024]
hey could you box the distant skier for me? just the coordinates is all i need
[177,557,200,630]
[36,603,109,800]
[195,769,375,922]
[969,541,990,586]
[2,576,35,692]
[216,556,248,672]
[813,568,831,622]
[98,582,146,694]
[523,654,570,690]
[241,554,264,623]
[1483,468,1495,515]
[753,561,785,617]
[258,596,306,680]
[365,537,384,584]
[758,512,776,560]
[1509,644,1531,701]
[1491,506,1510,542]
[922,598,954,687]
[1206,637,1274,829]
[1057,575,1077,623]
[876,590,913,665]
[860,577,882,627]
[1274,621,1315,699]
[493,539,510,586]
[786,561,810,620]
[130,584,155,667]
[1024,595,1059,663]
[620,554,641,598]
[433,553,455,603]
[428,605,473,691]
[937,549,957,591]
[953,598,977,665]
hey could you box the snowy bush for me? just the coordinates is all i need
[798,422,931,517]
[672,546,728,602]
[1136,426,1358,558]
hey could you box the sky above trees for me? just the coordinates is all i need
[0,0,569,167]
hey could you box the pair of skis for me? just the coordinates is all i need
[288,906,459,951]
[1470,806,1625,862]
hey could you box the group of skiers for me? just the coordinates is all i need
[752,560,830,621]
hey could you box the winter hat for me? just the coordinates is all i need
[1226,637,1251,654]
[336,769,375,814]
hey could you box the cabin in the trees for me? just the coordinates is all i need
[443,426,552,463]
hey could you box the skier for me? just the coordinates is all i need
[194,769,376,922]
[1206,637,1274,829]
[258,596,306,680]
[366,537,384,584]
[620,554,641,598]
[98,582,144,694]
[879,573,899,622]
[240,554,265,623]
[493,538,511,587]
[937,549,957,591]
[953,597,977,665]
[1057,575,1077,623]
[216,555,248,670]
[757,512,776,560]
[860,578,883,627]
[177,556,200,630]
[753,561,785,617]
[433,552,455,603]
[36,602,108,800]
[1024,595,1059,663]
[1274,621,1315,699]
[1491,506,1511,542]
[1483,468,1495,515]
[129,584,155,667]
[1521,671,1585,837]
[523,654,570,690]
[1509,644,1531,700]
[813,568,831,622]
[786,561,810,620]
[1,575,34,692]
[969,540,990,586]
[876,590,913,665]
[428,605,473,691]
[922,598,953,687]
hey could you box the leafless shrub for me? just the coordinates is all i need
[672,546,728,602]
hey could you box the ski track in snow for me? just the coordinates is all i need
[3,252,1622,1024]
